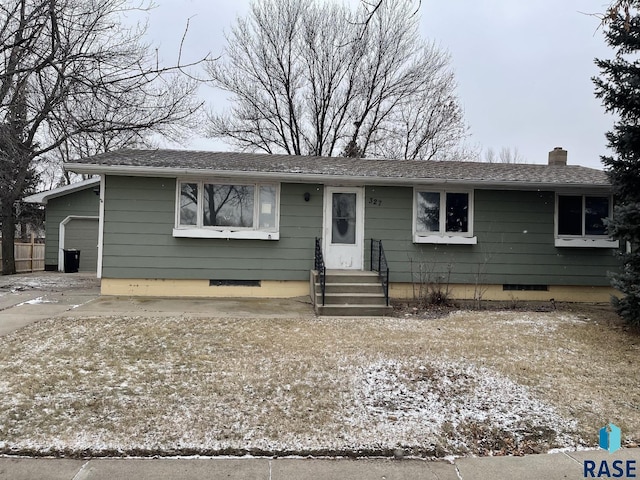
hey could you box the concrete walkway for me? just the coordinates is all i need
[68,294,316,319]
[0,272,313,337]
[0,272,100,336]
[0,449,638,480]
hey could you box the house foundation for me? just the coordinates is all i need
[101,277,617,304]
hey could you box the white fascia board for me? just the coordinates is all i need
[23,178,100,204]
[64,163,612,190]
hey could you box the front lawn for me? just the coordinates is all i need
[0,307,637,457]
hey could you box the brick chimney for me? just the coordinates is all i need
[548,147,567,166]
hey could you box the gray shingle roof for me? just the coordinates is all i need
[65,149,610,188]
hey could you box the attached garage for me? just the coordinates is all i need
[24,178,101,274]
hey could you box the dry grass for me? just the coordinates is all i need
[0,306,638,458]
[432,306,640,440]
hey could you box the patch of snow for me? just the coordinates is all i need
[547,445,599,455]
[20,297,58,306]
[444,311,591,335]
[343,357,579,453]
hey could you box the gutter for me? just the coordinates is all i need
[64,163,612,191]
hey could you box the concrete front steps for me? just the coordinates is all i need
[310,270,392,316]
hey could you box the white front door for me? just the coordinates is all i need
[323,186,364,269]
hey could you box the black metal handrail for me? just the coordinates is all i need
[370,239,389,306]
[314,237,326,305]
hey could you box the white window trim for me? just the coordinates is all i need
[413,188,477,244]
[554,237,619,248]
[414,234,478,245]
[172,228,280,240]
[173,179,280,240]
[554,193,618,248]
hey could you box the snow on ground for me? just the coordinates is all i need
[343,358,578,455]
[0,312,594,458]
[14,297,58,307]
[0,272,99,292]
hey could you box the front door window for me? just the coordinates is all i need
[332,193,357,244]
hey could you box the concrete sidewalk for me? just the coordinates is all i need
[0,449,638,480]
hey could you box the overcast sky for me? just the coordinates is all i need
[143,0,615,169]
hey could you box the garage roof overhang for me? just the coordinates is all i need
[23,178,101,205]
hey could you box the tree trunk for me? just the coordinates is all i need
[1,201,17,275]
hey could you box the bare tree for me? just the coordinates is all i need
[206,0,466,159]
[483,146,526,163]
[0,0,204,274]
[356,0,421,33]
[370,67,467,160]
[51,111,160,187]
[483,147,497,164]
[499,146,525,163]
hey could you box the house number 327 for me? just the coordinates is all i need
[368,197,383,206]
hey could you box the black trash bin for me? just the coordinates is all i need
[63,249,81,273]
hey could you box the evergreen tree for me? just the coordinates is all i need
[594,1,640,326]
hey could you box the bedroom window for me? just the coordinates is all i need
[555,194,617,248]
[175,181,279,240]
[557,195,608,236]
[413,189,477,244]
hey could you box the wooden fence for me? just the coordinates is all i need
[0,238,45,273]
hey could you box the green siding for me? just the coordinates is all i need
[45,188,100,269]
[364,187,620,286]
[64,218,99,271]
[102,177,620,287]
[102,176,323,280]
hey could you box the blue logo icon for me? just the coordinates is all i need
[599,423,622,454]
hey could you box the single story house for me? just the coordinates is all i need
[24,178,101,273]
[62,148,620,314]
